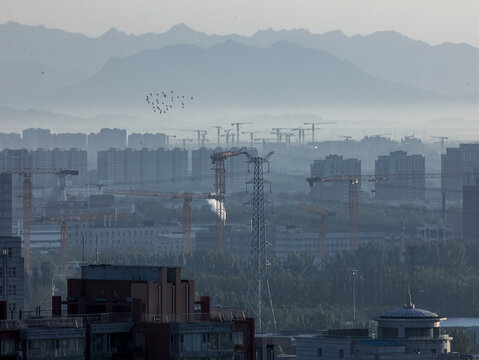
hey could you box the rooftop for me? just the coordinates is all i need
[379,307,440,319]
[378,291,442,320]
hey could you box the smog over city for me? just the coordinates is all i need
[1,1,479,358]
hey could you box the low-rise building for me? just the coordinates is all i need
[274,226,385,261]
[296,295,459,360]
[417,220,456,242]
[67,223,187,256]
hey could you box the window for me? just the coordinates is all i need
[382,327,398,338]
[0,339,15,355]
[233,331,244,345]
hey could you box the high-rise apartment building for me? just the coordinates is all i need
[88,128,127,167]
[192,147,214,187]
[0,173,23,316]
[375,151,425,201]
[0,133,21,150]
[98,147,188,184]
[442,144,479,202]
[22,128,53,150]
[0,174,12,237]
[128,132,166,150]
[463,185,479,243]
[310,155,361,202]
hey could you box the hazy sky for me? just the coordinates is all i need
[1,0,478,47]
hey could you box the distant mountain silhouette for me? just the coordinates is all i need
[1,21,477,109]
[62,40,441,108]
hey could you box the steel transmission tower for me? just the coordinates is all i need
[243,151,276,333]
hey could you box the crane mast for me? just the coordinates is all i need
[211,149,245,251]
[1,168,78,274]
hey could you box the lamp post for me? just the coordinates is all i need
[352,269,359,322]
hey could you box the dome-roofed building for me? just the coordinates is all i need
[373,291,454,357]
[296,291,459,360]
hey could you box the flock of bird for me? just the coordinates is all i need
[146,90,193,114]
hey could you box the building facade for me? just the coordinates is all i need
[97,147,188,185]
[310,155,361,202]
[296,296,458,360]
[463,185,479,243]
[191,147,214,189]
[67,223,188,256]
[274,226,385,262]
[442,144,479,203]
[128,133,166,150]
[375,151,425,201]
[0,173,12,237]
[0,236,24,318]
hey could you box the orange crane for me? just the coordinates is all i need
[211,149,245,251]
[306,171,471,251]
[298,204,335,260]
[103,189,219,254]
[0,168,78,273]
[36,211,131,278]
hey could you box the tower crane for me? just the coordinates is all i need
[432,136,448,154]
[298,204,335,261]
[306,171,471,252]
[103,189,219,254]
[271,128,289,143]
[284,133,295,148]
[231,122,252,147]
[36,211,131,279]
[0,168,78,273]
[242,132,255,149]
[176,138,193,149]
[192,130,207,148]
[223,129,233,149]
[304,121,335,143]
[200,132,208,147]
[211,149,245,251]
[242,131,268,149]
[291,128,310,145]
[211,126,222,147]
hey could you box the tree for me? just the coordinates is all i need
[449,329,474,355]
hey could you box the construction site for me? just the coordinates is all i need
[0,123,477,335]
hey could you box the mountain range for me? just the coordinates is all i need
[0,21,478,110]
